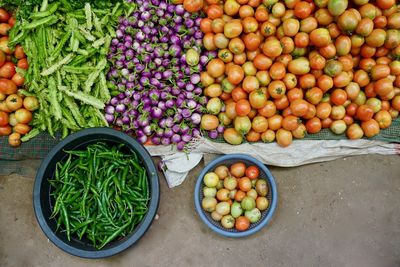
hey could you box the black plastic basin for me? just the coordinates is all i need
[33,127,160,258]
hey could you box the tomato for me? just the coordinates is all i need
[269,62,286,80]
[282,115,300,131]
[300,17,318,33]
[288,57,310,75]
[392,96,400,111]
[315,8,333,26]
[276,128,293,147]
[5,94,23,112]
[229,162,245,178]
[262,38,282,58]
[200,18,213,33]
[233,52,247,65]
[282,18,300,37]
[374,78,393,96]
[266,114,282,130]
[310,28,331,47]
[0,50,5,69]
[213,33,228,49]
[344,82,360,101]
[330,89,347,106]
[361,119,380,138]
[207,59,225,78]
[327,0,348,16]
[346,123,363,139]
[207,4,224,19]
[356,105,374,122]
[388,13,400,29]
[235,99,251,116]
[13,123,31,135]
[384,29,400,49]
[248,0,261,7]
[283,74,297,90]
[298,74,315,89]
[0,125,11,136]
[223,128,243,145]
[8,132,21,147]
[0,37,12,55]
[258,101,276,118]
[324,60,343,78]
[238,5,254,18]
[337,10,359,34]
[287,88,302,103]
[376,0,395,10]
[0,79,17,95]
[243,33,261,51]
[268,80,286,99]
[365,29,386,48]
[274,95,290,110]
[0,8,10,23]
[334,35,351,57]
[201,114,219,131]
[231,87,247,102]
[253,54,272,71]
[205,83,223,97]
[0,23,10,36]
[293,1,311,19]
[249,90,267,109]
[256,71,271,87]
[241,17,258,34]
[242,76,259,93]
[0,110,8,127]
[289,99,307,117]
[305,117,322,134]
[244,166,259,180]
[224,19,243,38]
[317,75,333,93]
[245,129,260,142]
[223,0,240,16]
[201,72,215,87]
[374,110,392,129]
[226,65,244,85]
[305,87,323,105]
[228,37,244,55]
[0,62,15,79]
[235,216,250,231]
[358,3,376,20]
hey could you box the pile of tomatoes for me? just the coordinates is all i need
[201,163,269,231]
[0,8,37,147]
[196,0,400,147]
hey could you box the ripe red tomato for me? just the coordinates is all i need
[183,0,204,12]
[245,166,260,180]
[0,110,8,126]
[356,105,374,122]
[235,216,250,231]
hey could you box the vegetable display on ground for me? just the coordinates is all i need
[0,7,39,147]
[187,0,400,147]
[105,0,211,150]
[201,163,269,231]
[49,142,149,249]
[6,1,135,139]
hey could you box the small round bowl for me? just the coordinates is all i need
[194,154,278,238]
[33,127,160,258]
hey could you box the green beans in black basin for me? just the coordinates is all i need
[48,142,149,249]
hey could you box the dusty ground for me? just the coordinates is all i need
[0,154,400,267]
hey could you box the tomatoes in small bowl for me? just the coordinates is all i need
[194,154,278,237]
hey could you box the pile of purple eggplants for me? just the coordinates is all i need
[105,0,216,150]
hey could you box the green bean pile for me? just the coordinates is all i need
[49,142,149,249]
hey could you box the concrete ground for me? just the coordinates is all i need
[0,154,400,267]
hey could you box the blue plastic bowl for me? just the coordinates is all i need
[194,154,278,238]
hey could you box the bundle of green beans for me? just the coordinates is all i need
[7,0,135,140]
[49,142,149,249]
